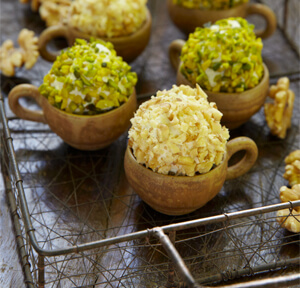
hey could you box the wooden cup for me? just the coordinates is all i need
[167,0,276,38]
[38,8,152,63]
[8,84,137,150]
[124,137,258,215]
[169,39,269,129]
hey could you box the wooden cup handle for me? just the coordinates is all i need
[169,39,186,71]
[226,137,258,180]
[246,3,277,39]
[38,25,69,62]
[8,84,47,123]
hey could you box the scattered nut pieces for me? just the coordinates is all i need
[39,0,72,27]
[264,77,295,139]
[0,40,23,77]
[0,29,39,77]
[276,184,300,233]
[284,150,300,187]
[279,184,300,203]
[18,29,39,69]
[128,85,230,176]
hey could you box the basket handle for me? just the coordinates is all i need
[8,84,47,123]
[246,3,277,39]
[38,25,70,62]
[226,137,258,180]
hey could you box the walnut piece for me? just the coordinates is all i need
[284,150,300,187]
[128,85,229,176]
[0,40,23,77]
[0,29,39,77]
[18,29,39,69]
[276,184,300,233]
[39,0,72,27]
[264,77,295,139]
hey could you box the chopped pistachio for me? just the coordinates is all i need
[180,17,263,93]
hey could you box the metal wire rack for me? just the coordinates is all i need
[1,0,300,287]
[1,109,300,288]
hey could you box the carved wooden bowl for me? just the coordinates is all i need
[167,0,276,38]
[38,8,152,63]
[8,84,137,150]
[169,40,269,129]
[124,137,258,215]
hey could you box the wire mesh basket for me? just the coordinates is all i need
[1,115,300,287]
[1,0,300,287]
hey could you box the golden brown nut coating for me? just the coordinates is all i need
[69,0,147,38]
[276,184,300,233]
[264,77,295,139]
[128,85,229,176]
[39,0,71,27]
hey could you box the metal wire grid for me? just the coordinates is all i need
[1,1,300,287]
[1,90,300,288]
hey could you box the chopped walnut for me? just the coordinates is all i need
[69,0,147,38]
[39,0,72,27]
[0,40,23,77]
[279,184,300,203]
[0,29,39,77]
[18,29,39,69]
[284,150,300,187]
[264,77,295,139]
[276,184,300,233]
[128,85,229,176]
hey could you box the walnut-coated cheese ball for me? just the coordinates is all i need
[128,85,230,176]
[69,0,148,38]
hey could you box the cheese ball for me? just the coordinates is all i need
[180,17,264,93]
[128,85,230,176]
[39,38,137,115]
[69,0,148,38]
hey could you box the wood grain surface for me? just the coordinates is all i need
[0,169,25,288]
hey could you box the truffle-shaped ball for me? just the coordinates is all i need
[128,85,230,176]
[180,17,264,93]
[69,0,148,38]
[39,38,137,115]
[173,0,248,10]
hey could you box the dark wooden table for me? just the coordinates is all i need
[1,1,299,287]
